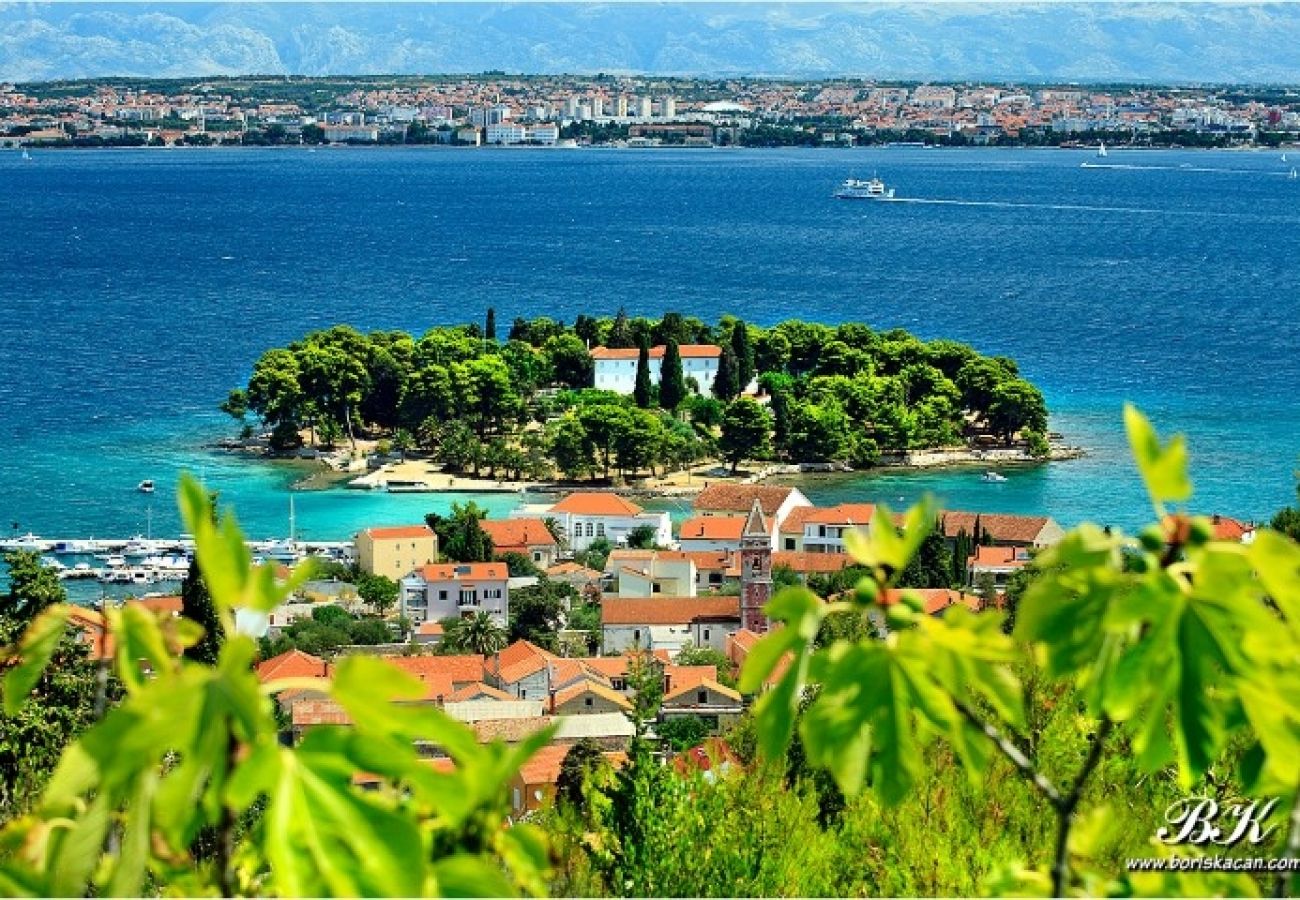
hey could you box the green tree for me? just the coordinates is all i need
[719,397,773,474]
[0,551,64,623]
[607,307,634,349]
[218,388,250,436]
[576,402,634,480]
[485,307,497,343]
[246,348,303,433]
[544,334,594,389]
[555,737,607,813]
[180,558,223,666]
[897,521,955,589]
[355,573,399,614]
[633,338,653,409]
[548,416,594,481]
[445,610,508,656]
[658,339,687,411]
[625,524,660,550]
[657,715,711,752]
[507,579,574,651]
[987,379,1048,445]
[730,320,755,391]
[626,649,665,736]
[674,644,736,688]
[712,346,740,402]
[426,502,495,563]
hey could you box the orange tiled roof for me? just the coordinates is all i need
[693,484,801,516]
[553,679,633,711]
[665,665,718,692]
[291,699,352,727]
[449,681,515,702]
[256,648,329,682]
[411,562,508,582]
[384,654,486,690]
[682,550,740,575]
[601,597,739,626]
[480,518,557,551]
[679,516,746,541]
[137,594,183,616]
[882,588,984,616]
[416,621,445,636]
[363,525,435,541]
[546,561,602,579]
[778,506,817,535]
[803,503,877,525]
[489,640,558,685]
[1161,513,1254,543]
[590,344,722,361]
[772,551,855,574]
[663,677,742,704]
[969,545,1031,568]
[517,743,629,786]
[550,492,644,517]
[941,512,1052,544]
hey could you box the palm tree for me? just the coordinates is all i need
[447,611,508,656]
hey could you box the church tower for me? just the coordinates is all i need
[739,498,773,633]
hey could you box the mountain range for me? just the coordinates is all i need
[3,2,1300,84]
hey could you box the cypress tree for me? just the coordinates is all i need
[633,338,653,409]
[485,307,497,342]
[608,307,634,349]
[712,346,739,402]
[659,339,687,411]
[731,320,755,392]
[181,558,223,666]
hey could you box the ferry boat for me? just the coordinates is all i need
[834,177,896,200]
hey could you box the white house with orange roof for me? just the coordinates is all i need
[521,491,671,551]
[399,562,510,625]
[691,484,811,547]
[355,524,439,581]
[800,503,880,554]
[590,344,729,395]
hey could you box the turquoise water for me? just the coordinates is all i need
[2,145,1297,541]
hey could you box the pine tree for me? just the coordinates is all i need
[633,338,652,408]
[485,307,497,342]
[659,339,687,411]
[712,346,739,402]
[731,320,755,392]
[608,307,634,349]
[181,559,224,666]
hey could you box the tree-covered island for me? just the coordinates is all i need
[222,311,1052,483]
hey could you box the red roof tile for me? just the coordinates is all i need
[383,654,485,690]
[256,648,329,682]
[803,503,877,525]
[679,515,746,541]
[772,551,855,574]
[1161,513,1254,543]
[411,562,508,582]
[941,512,1054,544]
[363,525,435,541]
[778,506,817,535]
[590,344,722,361]
[480,518,558,551]
[550,492,644,516]
[601,597,739,626]
[693,484,803,516]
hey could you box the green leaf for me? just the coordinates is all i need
[432,854,517,898]
[107,770,158,897]
[1124,403,1191,511]
[48,793,110,897]
[2,604,70,716]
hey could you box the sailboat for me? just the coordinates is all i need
[21,148,31,161]
[1290,168,1298,181]
[1283,152,1289,163]
[1097,141,1107,158]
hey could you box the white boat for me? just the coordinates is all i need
[834,177,896,200]
[21,148,31,161]
[1290,168,1298,181]
[39,556,66,571]
[138,480,155,493]
[1097,142,1107,158]
[981,471,1008,483]
[1283,153,1289,162]
[2,532,53,552]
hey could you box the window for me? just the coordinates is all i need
[438,590,448,602]
[703,628,710,641]
[585,522,594,537]
[596,522,605,537]
[633,629,640,642]
[785,538,795,550]
[584,697,593,707]
[652,583,661,594]
[520,689,527,699]
[612,677,626,691]
[697,690,708,704]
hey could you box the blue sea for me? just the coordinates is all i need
[2,145,1297,543]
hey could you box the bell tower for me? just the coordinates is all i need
[739,498,773,633]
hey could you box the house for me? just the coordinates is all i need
[384,654,487,698]
[601,597,741,656]
[691,484,812,544]
[604,549,697,597]
[256,648,330,682]
[486,639,559,700]
[545,561,604,590]
[413,621,445,645]
[660,678,744,730]
[524,492,671,551]
[1161,513,1256,545]
[799,503,879,554]
[356,525,439,581]
[682,550,741,593]
[480,518,559,568]
[967,545,1033,588]
[399,562,510,625]
[551,679,634,716]
[507,744,628,816]
[590,344,728,396]
[940,512,1064,549]
[881,588,986,616]
[678,515,746,553]
[777,506,817,552]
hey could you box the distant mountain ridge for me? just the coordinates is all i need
[4,2,1300,84]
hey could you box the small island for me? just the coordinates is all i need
[219,310,1066,490]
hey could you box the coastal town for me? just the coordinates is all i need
[3,74,1299,149]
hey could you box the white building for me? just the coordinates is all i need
[601,597,740,656]
[799,503,880,554]
[518,492,671,551]
[691,484,813,548]
[660,96,676,119]
[677,516,746,554]
[485,122,527,144]
[636,97,654,119]
[400,562,510,625]
[590,344,728,395]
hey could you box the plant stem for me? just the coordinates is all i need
[215,733,239,897]
[1273,780,1300,898]
[1051,716,1114,898]
[954,699,1063,806]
